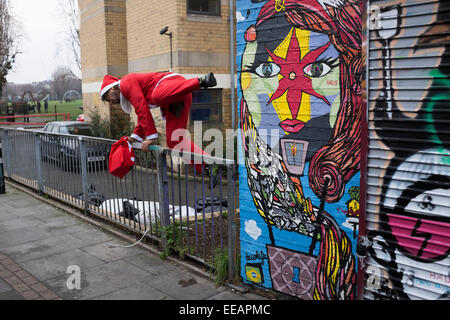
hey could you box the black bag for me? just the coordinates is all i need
[73,184,106,207]
[195,196,228,213]
[119,200,140,220]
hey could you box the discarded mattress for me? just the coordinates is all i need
[99,198,197,225]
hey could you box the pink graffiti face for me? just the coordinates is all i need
[388,214,450,261]
[387,188,450,262]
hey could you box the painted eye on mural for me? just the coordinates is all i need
[254,62,281,78]
[303,58,339,78]
[303,62,332,78]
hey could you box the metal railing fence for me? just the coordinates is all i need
[0,127,238,279]
[0,113,71,125]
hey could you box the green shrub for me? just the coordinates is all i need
[87,108,135,140]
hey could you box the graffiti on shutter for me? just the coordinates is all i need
[365,0,450,300]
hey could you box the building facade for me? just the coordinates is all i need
[78,0,236,143]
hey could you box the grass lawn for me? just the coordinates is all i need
[40,99,84,119]
[2,99,84,123]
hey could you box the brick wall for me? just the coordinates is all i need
[126,0,230,74]
[176,0,230,75]
[126,0,178,70]
[79,0,129,128]
[79,0,107,76]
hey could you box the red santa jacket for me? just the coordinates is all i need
[119,72,171,141]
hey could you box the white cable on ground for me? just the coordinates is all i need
[109,228,150,248]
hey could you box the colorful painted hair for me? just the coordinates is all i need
[256,0,363,203]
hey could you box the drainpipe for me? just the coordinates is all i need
[229,0,236,130]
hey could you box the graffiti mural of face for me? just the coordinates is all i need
[240,26,341,151]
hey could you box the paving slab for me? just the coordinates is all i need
[92,284,175,300]
[1,234,87,263]
[0,194,29,205]
[0,211,17,222]
[69,227,114,245]
[0,226,50,249]
[206,290,249,300]
[29,208,67,220]
[144,272,226,300]
[44,259,158,300]
[0,278,12,294]
[0,216,46,233]
[6,198,44,209]
[80,240,146,263]
[9,204,56,219]
[33,214,82,227]
[0,290,25,300]
[124,253,182,277]
[18,249,105,281]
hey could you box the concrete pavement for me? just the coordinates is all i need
[0,184,263,300]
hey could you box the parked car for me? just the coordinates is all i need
[76,114,84,122]
[40,121,108,171]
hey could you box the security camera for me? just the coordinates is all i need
[160,26,168,35]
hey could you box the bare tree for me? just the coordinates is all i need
[51,65,81,101]
[57,0,80,76]
[0,0,20,97]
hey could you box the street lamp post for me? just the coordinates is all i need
[160,26,173,72]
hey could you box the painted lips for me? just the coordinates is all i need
[280,119,305,133]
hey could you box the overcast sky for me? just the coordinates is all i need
[6,0,79,84]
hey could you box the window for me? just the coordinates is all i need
[190,89,222,125]
[187,0,220,16]
[60,125,93,136]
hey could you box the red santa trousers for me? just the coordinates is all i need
[152,75,207,172]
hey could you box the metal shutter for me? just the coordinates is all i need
[364,0,450,300]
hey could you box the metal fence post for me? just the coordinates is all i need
[2,130,10,179]
[34,133,44,195]
[227,163,237,281]
[156,148,170,252]
[79,137,89,215]
[0,130,5,194]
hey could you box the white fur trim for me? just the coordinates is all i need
[155,73,181,88]
[146,133,159,140]
[120,92,133,114]
[127,141,136,164]
[130,134,143,142]
[100,80,120,97]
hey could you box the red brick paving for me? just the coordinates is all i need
[0,251,62,300]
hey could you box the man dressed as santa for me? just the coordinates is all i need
[100,72,219,182]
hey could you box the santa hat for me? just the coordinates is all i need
[100,75,120,97]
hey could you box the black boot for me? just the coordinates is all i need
[198,72,217,88]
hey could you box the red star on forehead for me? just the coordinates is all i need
[266,29,331,119]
